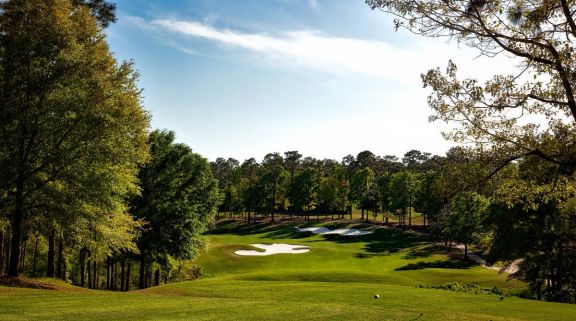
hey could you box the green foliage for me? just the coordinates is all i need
[132,130,220,267]
[318,165,349,213]
[416,281,515,296]
[388,171,420,226]
[350,168,375,209]
[259,153,288,214]
[445,192,489,251]
[0,0,149,276]
[287,168,318,212]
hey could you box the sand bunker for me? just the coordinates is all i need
[234,243,310,256]
[296,227,372,236]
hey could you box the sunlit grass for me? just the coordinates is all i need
[2,220,575,321]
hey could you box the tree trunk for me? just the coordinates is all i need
[361,208,364,221]
[106,257,110,290]
[92,259,98,289]
[56,239,63,279]
[464,243,468,260]
[80,249,86,287]
[32,236,39,277]
[4,234,10,275]
[154,268,160,287]
[139,255,146,289]
[408,194,412,226]
[423,213,426,227]
[120,257,126,291]
[87,256,92,289]
[125,261,131,291]
[8,177,24,277]
[62,252,67,281]
[19,238,27,274]
[0,229,3,276]
[112,261,117,291]
[46,233,55,278]
[146,267,152,288]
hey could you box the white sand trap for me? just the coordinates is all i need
[296,227,372,236]
[234,243,310,256]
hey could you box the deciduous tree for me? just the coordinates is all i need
[0,0,149,276]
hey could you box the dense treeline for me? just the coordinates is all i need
[212,147,576,303]
[211,149,439,223]
[0,0,220,291]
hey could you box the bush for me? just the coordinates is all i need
[416,282,518,297]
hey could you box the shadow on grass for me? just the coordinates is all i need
[402,244,446,260]
[210,219,433,258]
[395,260,475,271]
[209,220,299,236]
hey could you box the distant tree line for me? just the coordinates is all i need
[211,149,440,224]
[0,0,220,291]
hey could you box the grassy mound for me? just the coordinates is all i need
[0,276,58,290]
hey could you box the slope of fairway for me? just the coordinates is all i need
[2,220,576,321]
[199,220,521,289]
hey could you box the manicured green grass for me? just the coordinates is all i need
[2,220,576,321]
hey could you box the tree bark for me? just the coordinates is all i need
[87,256,92,289]
[139,255,145,289]
[112,261,117,291]
[93,260,97,289]
[423,213,426,228]
[408,194,412,226]
[0,229,3,276]
[106,257,110,290]
[56,239,63,279]
[146,267,151,288]
[80,249,86,287]
[120,257,125,291]
[19,238,27,274]
[4,235,10,275]
[8,202,23,276]
[125,261,131,291]
[31,236,38,277]
[46,233,55,278]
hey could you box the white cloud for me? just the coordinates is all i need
[148,19,518,84]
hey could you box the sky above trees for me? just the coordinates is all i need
[106,0,516,161]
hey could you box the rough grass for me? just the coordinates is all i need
[2,220,576,321]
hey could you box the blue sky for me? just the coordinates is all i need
[106,0,511,162]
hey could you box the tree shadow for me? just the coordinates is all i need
[210,220,433,259]
[395,260,475,271]
[360,229,425,254]
[402,244,446,260]
[209,220,301,237]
